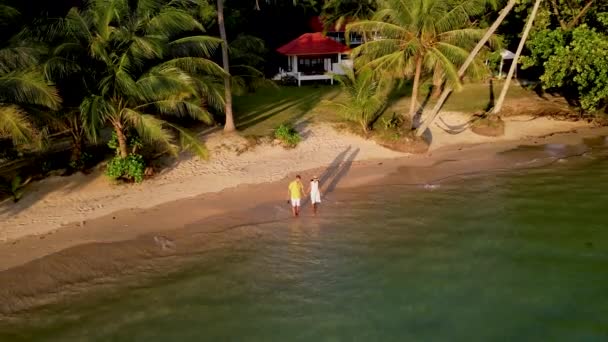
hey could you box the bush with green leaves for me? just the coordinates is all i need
[322,68,389,133]
[105,131,147,182]
[106,154,146,183]
[522,25,608,111]
[382,112,404,130]
[274,124,301,148]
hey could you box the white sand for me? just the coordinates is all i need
[0,116,589,242]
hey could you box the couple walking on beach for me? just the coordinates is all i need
[287,175,321,217]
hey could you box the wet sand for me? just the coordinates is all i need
[0,126,607,316]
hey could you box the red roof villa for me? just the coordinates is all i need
[274,16,359,86]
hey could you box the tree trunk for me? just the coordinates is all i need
[415,0,518,136]
[409,56,423,127]
[492,0,542,115]
[114,125,129,158]
[217,0,235,132]
[70,134,83,165]
[432,75,442,99]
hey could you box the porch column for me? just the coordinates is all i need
[287,55,291,71]
[498,58,504,78]
[293,55,298,73]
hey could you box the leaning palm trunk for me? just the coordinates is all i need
[409,56,423,123]
[492,0,542,114]
[217,0,235,132]
[415,0,518,136]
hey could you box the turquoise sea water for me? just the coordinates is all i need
[2,142,608,341]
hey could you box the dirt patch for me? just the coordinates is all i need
[471,115,505,137]
[375,134,430,154]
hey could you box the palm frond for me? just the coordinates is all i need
[158,57,226,77]
[130,35,165,61]
[0,46,42,74]
[137,99,213,124]
[80,95,116,142]
[347,20,407,39]
[137,66,197,102]
[438,28,502,50]
[147,8,204,36]
[170,36,222,58]
[427,47,463,91]
[0,105,35,145]
[122,108,178,155]
[164,122,209,160]
[0,70,61,109]
[44,56,81,80]
[191,75,226,112]
[435,0,487,33]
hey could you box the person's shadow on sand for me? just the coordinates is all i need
[304,146,360,207]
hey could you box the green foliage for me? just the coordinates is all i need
[0,4,60,147]
[381,112,403,130]
[106,154,146,183]
[274,124,301,148]
[523,26,608,111]
[108,132,143,155]
[348,0,497,121]
[321,0,377,27]
[69,151,92,170]
[0,175,31,202]
[59,0,221,158]
[322,68,388,133]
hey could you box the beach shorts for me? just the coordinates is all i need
[291,198,301,207]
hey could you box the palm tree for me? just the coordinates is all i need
[415,0,518,136]
[59,0,225,159]
[348,0,492,129]
[491,0,542,115]
[0,5,61,147]
[322,68,389,133]
[215,0,236,132]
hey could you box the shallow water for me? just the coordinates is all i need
[2,142,608,341]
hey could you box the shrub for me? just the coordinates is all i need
[106,154,146,183]
[381,112,404,130]
[274,124,301,148]
[278,75,298,86]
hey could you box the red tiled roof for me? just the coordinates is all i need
[276,32,349,55]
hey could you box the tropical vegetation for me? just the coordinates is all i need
[348,0,497,130]
[1,0,607,201]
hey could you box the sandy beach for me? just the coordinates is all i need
[0,113,606,315]
[0,113,590,242]
[0,113,602,268]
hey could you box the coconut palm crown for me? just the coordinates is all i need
[348,0,497,125]
[0,5,60,147]
[58,0,225,159]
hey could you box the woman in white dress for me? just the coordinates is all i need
[308,176,321,215]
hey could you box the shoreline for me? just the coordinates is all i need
[0,124,606,315]
[0,123,606,270]
[0,115,594,242]
[0,121,608,271]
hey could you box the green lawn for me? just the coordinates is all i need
[232,81,540,136]
[232,85,339,136]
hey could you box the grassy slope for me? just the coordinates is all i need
[233,81,538,136]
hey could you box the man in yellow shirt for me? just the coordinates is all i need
[287,175,305,217]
